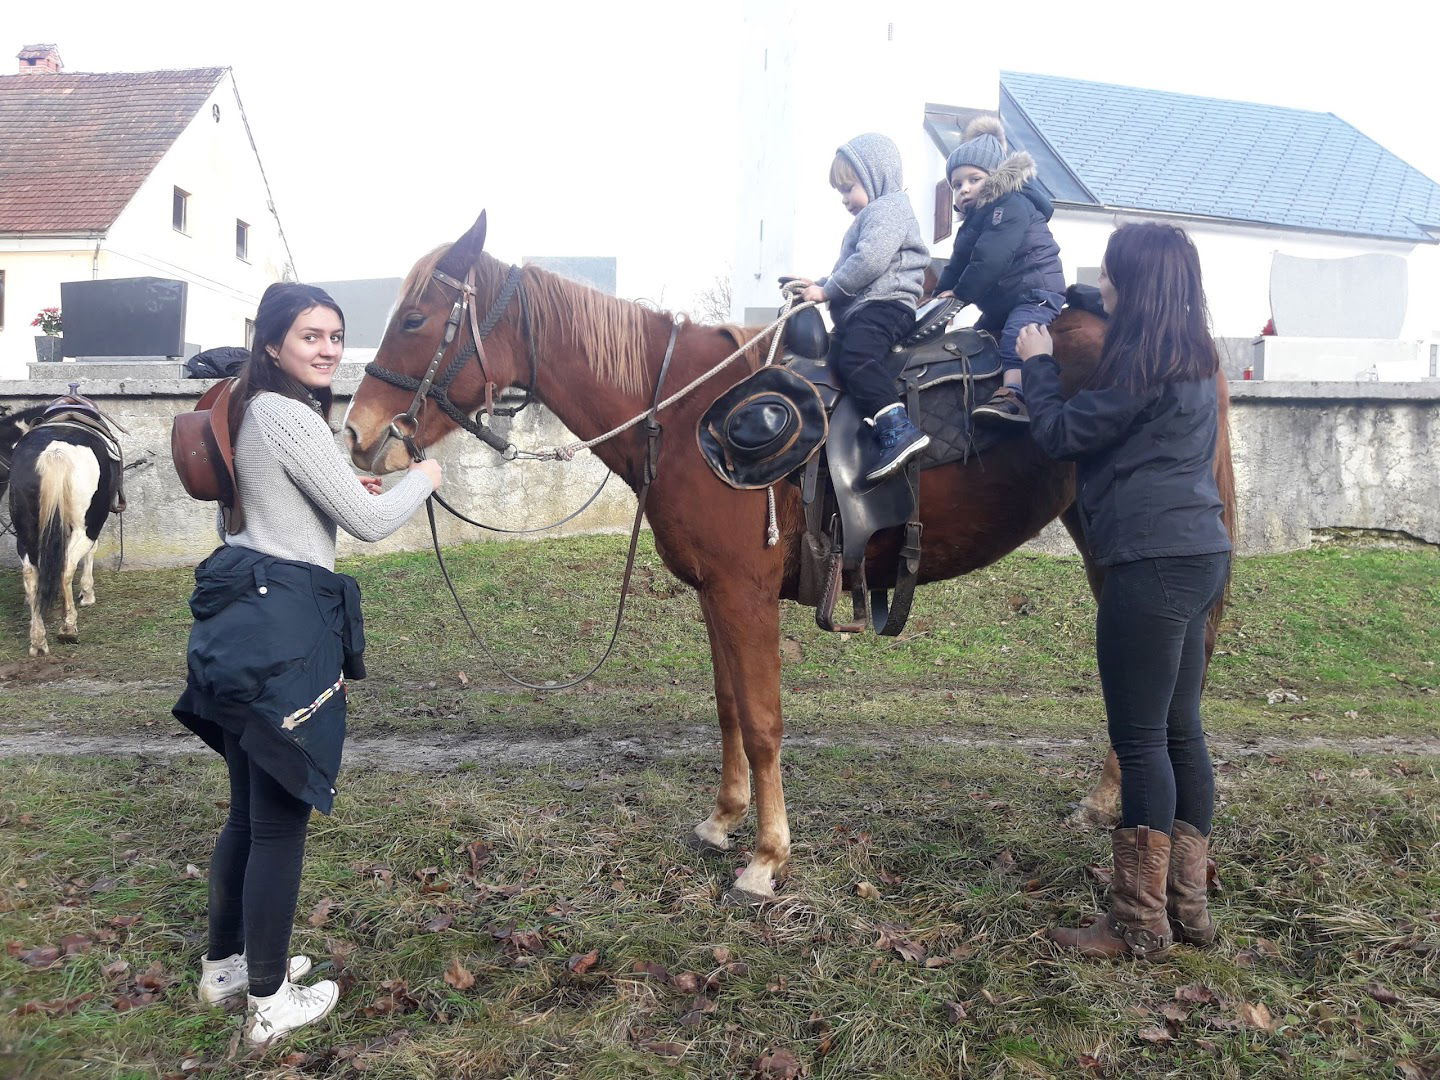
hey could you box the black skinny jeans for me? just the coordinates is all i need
[1096,552,1230,835]
[832,300,916,420]
[208,730,312,997]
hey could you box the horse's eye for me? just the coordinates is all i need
[402,313,426,331]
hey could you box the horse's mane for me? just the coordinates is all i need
[0,404,47,455]
[399,246,671,398]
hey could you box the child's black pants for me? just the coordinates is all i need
[832,300,915,419]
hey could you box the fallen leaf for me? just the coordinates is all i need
[567,949,599,975]
[1077,1051,1106,1075]
[633,961,670,982]
[645,1042,687,1060]
[855,881,880,900]
[1176,984,1217,1005]
[361,979,420,1017]
[670,971,703,994]
[766,976,788,993]
[1366,983,1401,1006]
[308,898,334,927]
[20,945,60,969]
[443,956,475,990]
[59,933,93,956]
[109,914,141,929]
[679,994,717,1027]
[466,840,494,874]
[14,992,94,1017]
[182,864,203,880]
[1253,938,1281,957]
[135,961,172,992]
[1137,1026,1173,1044]
[923,955,952,969]
[943,1000,967,1024]
[994,849,1016,871]
[754,1047,806,1079]
[1160,1002,1189,1024]
[424,913,454,934]
[87,876,119,894]
[1236,1002,1276,1032]
[1085,863,1113,886]
[712,946,732,965]
[456,670,470,687]
[101,958,131,981]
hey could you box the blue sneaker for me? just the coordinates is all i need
[865,406,930,483]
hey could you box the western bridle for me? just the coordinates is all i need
[360,260,679,689]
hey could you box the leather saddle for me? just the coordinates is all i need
[777,298,1014,636]
[35,386,128,513]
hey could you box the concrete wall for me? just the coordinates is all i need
[2,375,1436,569]
[0,366,637,570]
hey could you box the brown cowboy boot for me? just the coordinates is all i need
[1048,825,1173,959]
[1168,820,1216,946]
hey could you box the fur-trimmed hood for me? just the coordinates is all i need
[969,151,1041,211]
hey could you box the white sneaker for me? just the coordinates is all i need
[244,978,340,1046]
[199,953,314,1005]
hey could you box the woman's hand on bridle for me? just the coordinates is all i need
[358,475,383,495]
[410,459,443,491]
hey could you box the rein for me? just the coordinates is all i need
[365,260,679,689]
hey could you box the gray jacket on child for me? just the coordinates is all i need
[819,133,929,324]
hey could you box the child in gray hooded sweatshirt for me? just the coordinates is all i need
[795,132,932,483]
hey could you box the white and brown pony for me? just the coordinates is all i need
[5,408,122,656]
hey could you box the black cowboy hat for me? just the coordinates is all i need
[697,366,828,490]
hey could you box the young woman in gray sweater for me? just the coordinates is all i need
[175,284,439,1044]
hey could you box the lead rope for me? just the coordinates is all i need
[417,322,681,690]
[759,283,805,547]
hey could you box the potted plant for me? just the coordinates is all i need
[32,307,63,362]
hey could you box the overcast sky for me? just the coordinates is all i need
[9,0,1438,310]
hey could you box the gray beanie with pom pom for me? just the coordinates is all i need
[945,115,1007,178]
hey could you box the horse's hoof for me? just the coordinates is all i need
[58,630,79,644]
[29,645,47,658]
[1065,802,1119,830]
[80,596,96,607]
[721,884,775,908]
[686,831,730,858]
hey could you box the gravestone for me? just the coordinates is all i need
[1269,253,1407,338]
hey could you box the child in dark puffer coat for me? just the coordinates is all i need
[935,116,1066,426]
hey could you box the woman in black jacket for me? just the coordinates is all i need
[1017,223,1232,959]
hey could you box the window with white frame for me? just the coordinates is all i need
[173,188,189,233]
[236,220,249,261]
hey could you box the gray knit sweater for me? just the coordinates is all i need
[223,392,432,570]
[818,132,928,323]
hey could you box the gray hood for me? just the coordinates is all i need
[837,132,904,200]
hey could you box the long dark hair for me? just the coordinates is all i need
[1093,223,1219,393]
[228,283,345,436]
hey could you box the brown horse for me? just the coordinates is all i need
[345,213,1236,903]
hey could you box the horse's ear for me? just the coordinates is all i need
[437,210,488,278]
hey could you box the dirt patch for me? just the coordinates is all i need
[1,727,1435,773]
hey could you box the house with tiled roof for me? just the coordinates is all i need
[732,27,1440,377]
[0,45,294,377]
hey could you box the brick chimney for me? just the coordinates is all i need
[17,44,63,74]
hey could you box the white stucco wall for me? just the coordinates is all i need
[0,71,290,379]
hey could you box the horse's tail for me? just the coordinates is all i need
[34,444,77,616]
[1207,369,1239,637]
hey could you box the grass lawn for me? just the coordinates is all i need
[1,538,1437,1077]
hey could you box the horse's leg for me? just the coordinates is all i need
[57,534,88,644]
[1057,503,1122,830]
[79,546,97,606]
[689,591,752,854]
[702,581,789,904]
[22,558,48,657]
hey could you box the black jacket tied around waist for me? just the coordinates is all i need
[173,544,367,813]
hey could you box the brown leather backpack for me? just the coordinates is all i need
[171,378,246,533]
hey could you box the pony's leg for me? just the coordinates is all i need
[57,534,90,644]
[79,547,97,606]
[703,581,789,903]
[1058,503,1122,830]
[689,591,751,853]
[22,558,48,657]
